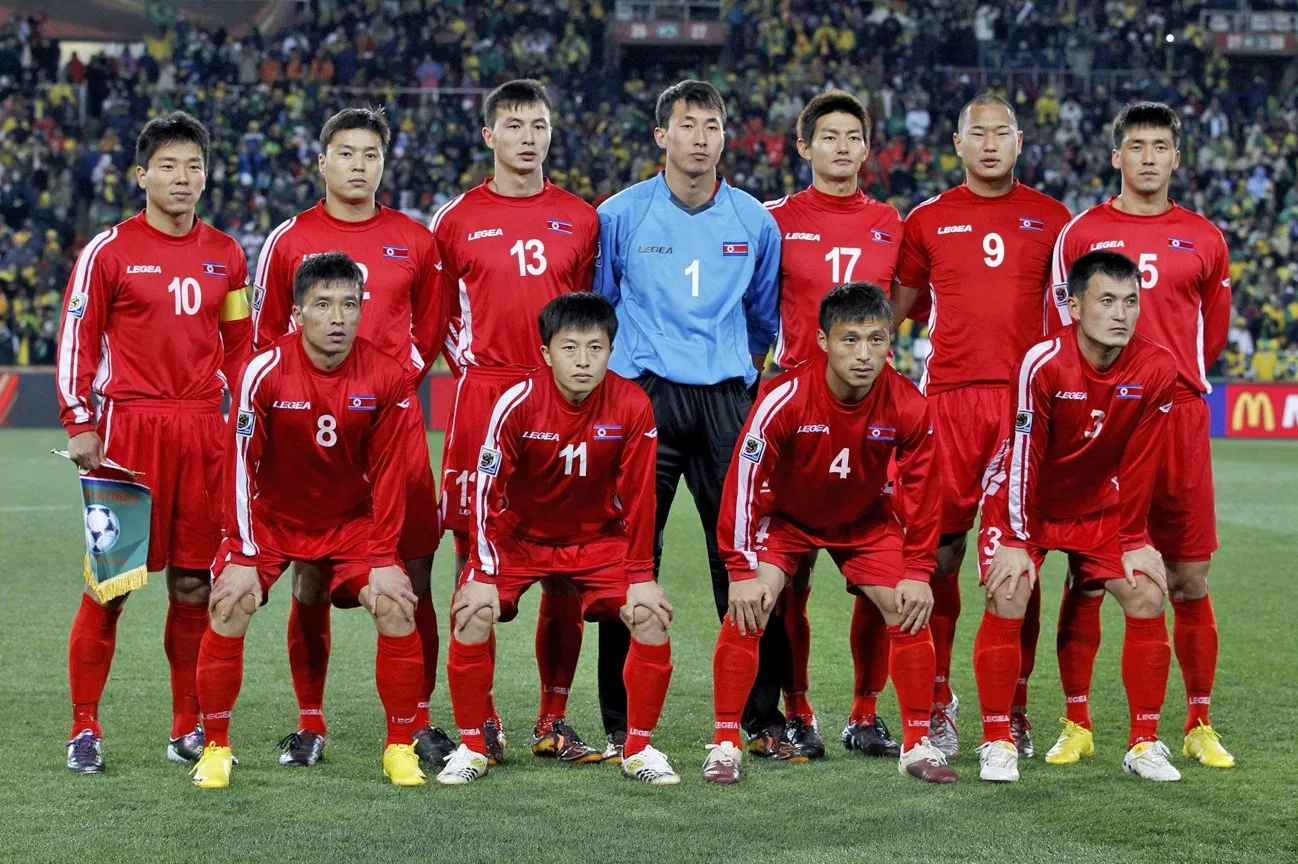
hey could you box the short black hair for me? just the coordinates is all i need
[320,107,391,152]
[655,79,726,130]
[797,89,871,148]
[1111,100,1180,149]
[538,292,619,345]
[483,79,553,128]
[136,111,210,169]
[1066,250,1141,298]
[958,93,1018,132]
[818,282,894,334]
[292,251,365,306]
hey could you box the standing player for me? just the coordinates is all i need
[251,107,449,768]
[975,250,1179,782]
[1047,101,1234,768]
[57,112,251,772]
[192,253,427,789]
[595,79,784,760]
[763,90,904,760]
[705,282,955,785]
[439,293,677,786]
[891,94,1071,758]
[430,80,602,764]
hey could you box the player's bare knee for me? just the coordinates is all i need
[292,574,329,605]
[167,566,211,604]
[1165,562,1209,602]
[986,588,1029,619]
[457,605,495,644]
[372,596,415,637]
[628,604,668,645]
[1114,578,1166,618]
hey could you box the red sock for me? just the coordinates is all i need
[287,597,330,735]
[1171,595,1218,731]
[447,636,494,754]
[928,573,961,705]
[196,628,244,749]
[164,598,207,738]
[623,639,673,758]
[850,595,889,723]
[887,625,936,751]
[1057,590,1103,729]
[376,631,423,747]
[67,594,122,738]
[712,617,760,746]
[413,594,438,729]
[1122,614,1171,747]
[485,629,499,721]
[974,611,1022,744]
[536,591,583,723]
[1014,581,1042,710]
[782,582,814,721]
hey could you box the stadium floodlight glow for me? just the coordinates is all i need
[1166,34,1174,43]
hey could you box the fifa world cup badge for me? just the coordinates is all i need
[478,447,502,476]
[740,434,766,464]
[1015,410,1033,433]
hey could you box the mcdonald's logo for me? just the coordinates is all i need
[1231,391,1275,432]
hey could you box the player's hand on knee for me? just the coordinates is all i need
[1122,544,1167,594]
[451,579,500,635]
[624,581,673,632]
[728,579,772,636]
[210,564,261,621]
[367,565,417,621]
[895,579,934,634]
[67,431,104,472]
[986,545,1035,599]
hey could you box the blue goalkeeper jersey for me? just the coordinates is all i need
[594,173,781,386]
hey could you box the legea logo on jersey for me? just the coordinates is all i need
[593,424,622,441]
[522,431,560,441]
[272,400,311,410]
[722,242,749,257]
[796,424,830,434]
[740,434,765,463]
[126,265,162,274]
[1015,410,1033,433]
[1090,240,1125,250]
[382,244,409,260]
[637,245,672,254]
[236,410,255,436]
[547,218,574,235]
[201,261,228,277]
[1019,217,1045,232]
[1168,236,1196,252]
[866,425,895,442]
[347,394,378,411]
[871,229,893,244]
[1116,384,1144,400]
[1055,391,1087,400]
[937,224,972,235]
[468,228,503,242]
[478,447,502,476]
[67,293,87,318]
[784,232,821,241]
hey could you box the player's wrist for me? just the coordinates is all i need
[1120,537,1151,553]
[368,553,399,568]
[728,567,757,583]
[627,568,654,584]
[65,422,97,439]
[902,567,932,584]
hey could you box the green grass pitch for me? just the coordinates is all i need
[0,429,1295,864]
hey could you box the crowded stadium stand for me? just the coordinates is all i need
[0,1,1295,378]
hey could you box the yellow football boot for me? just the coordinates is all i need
[382,743,427,787]
[1183,723,1235,768]
[191,744,234,789]
[1044,719,1095,765]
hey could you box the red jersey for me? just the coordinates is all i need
[1049,197,1232,397]
[895,181,1071,394]
[981,327,1175,549]
[468,369,657,583]
[56,211,251,436]
[226,332,409,566]
[430,179,598,371]
[719,358,939,582]
[764,186,902,369]
[251,201,444,387]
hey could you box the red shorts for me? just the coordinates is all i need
[976,509,1124,589]
[396,398,440,561]
[99,399,223,572]
[928,385,1009,535]
[440,365,535,553]
[1148,395,1216,562]
[754,515,907,590]
[211,516,373,607]
[459,535,630,623]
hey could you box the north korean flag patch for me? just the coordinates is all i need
[382,245,409,260]
[1116,384,1144,400]
[478,446,502,476]
[547,218,574,235]
[739,433,765,463]
[1168,237,1195,252]
[347,394,378,411]
[593,424,622,441]
[866,425,895,442]
[722,242,749,257]
[871,229,893,244]
[1019,217,1045,232]
[202,261,228,277]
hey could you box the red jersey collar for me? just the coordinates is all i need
[131,210,204,246]
[293,329,357,377]
[478,177,554,206]
[953,179,1023,204]
[802,184,872,213]
[311,199,388,232]
[1100,195,1180,221]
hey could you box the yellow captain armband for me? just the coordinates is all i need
[221,286,251,322]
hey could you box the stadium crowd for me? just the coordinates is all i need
[1,1,1295,377]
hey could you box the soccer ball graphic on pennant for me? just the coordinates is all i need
[84,504,122,555]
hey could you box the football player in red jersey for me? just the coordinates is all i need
[975,250,1180,782]
[430,80,603,765]
[439,293,677,786]
[252,108,451,769]
[1047,102,1234,769]
[705,282,956,786]
[892,94,1071,759]
[762,90,905,761]
[57,112,252,773]
[192,252,428,789]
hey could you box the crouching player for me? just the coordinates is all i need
[705,282,956,785]
[440,293,677,786]
[974,250,1179,782]
[191,252,428,788]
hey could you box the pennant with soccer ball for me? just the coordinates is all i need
[55,451,152,602]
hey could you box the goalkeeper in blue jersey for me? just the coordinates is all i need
[593,79,793,760]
